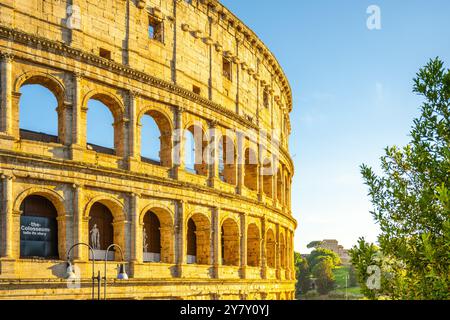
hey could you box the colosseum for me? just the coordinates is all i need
[0,0,295,300]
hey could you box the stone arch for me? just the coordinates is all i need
[265,228,276,268]
[14,71,65,100]
[138,107,173,167]
[14,187,66,260]
[83,90,126,156]
[247,223,261,267]
[221,218,240,266]
[84,195,125,222]
[84,195,125,260]
[14,187,66,216]
[140,205,174,263]
[186,212,211,265]
[15,72,67,144]
[185,122,209,176]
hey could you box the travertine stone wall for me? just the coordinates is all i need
[0,0,296,300]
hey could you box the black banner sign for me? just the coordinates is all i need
[20,215,58,258]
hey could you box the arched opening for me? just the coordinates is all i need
[19,84,59,143]
[142,207,174,263]
[186,214,210,265]
[219,135,236,185]
[20,195,59,259]
[88,202,114,260]
[221,218,239,266]
[143,211,161,262]
[86,94,123,156]
[276,169,283,204]
[262,158,273,198]
[185,125,208,176]
[247,223,260,267]
[186,218,197,263]
[266,229,276,268]
[140,110,172,167]
[244,148,258,191]
[280,233,286,269]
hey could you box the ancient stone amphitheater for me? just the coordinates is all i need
[0,0,296,300]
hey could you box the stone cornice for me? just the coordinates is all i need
[0,150,297,227]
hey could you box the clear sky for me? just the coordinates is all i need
[220,0,450,252]
[18,1,450,255]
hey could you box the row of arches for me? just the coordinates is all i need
[16,77,292,205]
[18,194,291,269]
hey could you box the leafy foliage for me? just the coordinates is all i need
[294,252,311,296]
[307,248,341,269]
[357,58,450,300]
[306,240,324,249]
[312,257,336,295]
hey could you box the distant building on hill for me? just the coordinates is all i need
[319,239,351,265]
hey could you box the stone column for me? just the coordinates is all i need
[236,132,245,194]
[275,224,281,279]
[1,174,14,258]
[127,91,140,170]
[0,53,14,137]
[130,193,142,263]
[175,200,186,277]
[72,184,87,260]
[212,206,220,278]
[291,231,295,280]
[239,212,247,279]
[70,73,86,161]
[172,107,185,179]
[261,216,267,279]
[257,163,263,200]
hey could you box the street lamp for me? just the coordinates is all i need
[103,244,128,300]
[66,242,100,300]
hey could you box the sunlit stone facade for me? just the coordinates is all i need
[0,0,296,300]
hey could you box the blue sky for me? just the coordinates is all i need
[19,1,450,254]
[221,0,450,252]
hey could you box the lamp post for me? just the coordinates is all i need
[66,242,100,300]
[103,244,128,300]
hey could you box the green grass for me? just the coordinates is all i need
[332,265,362,296]
[333,265,351,288]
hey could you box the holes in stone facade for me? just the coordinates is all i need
[223,58,232,81]
[192,85,201,95]
[99,48,112,60]
[148,16,163,42]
